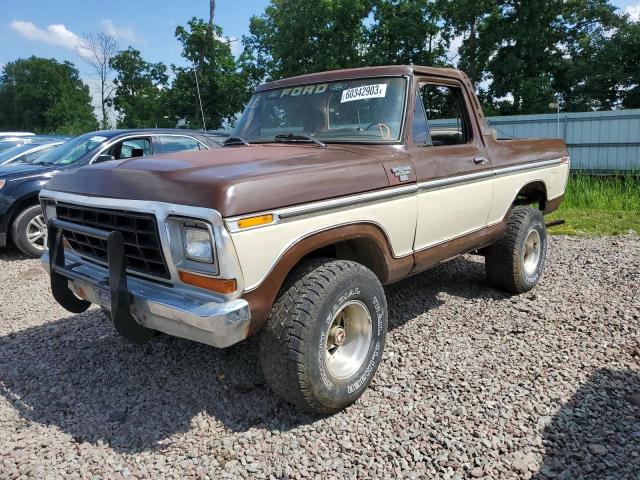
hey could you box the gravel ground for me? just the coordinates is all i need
[0,235,639,480]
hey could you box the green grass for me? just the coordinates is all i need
[546,173,640,236]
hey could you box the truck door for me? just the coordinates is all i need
[409,78,494,257]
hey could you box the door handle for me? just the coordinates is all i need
[473,156,488,165]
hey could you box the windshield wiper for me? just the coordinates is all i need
[223,136,250,146]
[274,133,326,148]
[34,161,55,166]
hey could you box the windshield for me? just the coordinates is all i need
[0,144,34,163]
[0,141,23,152]
[32,133,106,166]
[233,77,407,144]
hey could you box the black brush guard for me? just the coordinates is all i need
[47,218,155,343]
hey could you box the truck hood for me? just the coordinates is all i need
[44,144,404,217]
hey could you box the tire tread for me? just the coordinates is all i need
[260,258,378,414]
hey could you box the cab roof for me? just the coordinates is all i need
[256,65,466,92]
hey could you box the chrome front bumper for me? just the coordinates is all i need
[41,248,251,348]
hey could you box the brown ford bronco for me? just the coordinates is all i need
[40,66,569,413]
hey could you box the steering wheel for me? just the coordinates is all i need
[364,122,393,139]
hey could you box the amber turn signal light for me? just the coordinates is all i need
[237,214,274,229]
[178,270,237,294]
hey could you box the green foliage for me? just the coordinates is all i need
[5,1,639,134]
[243,0,638,116]
[243,0,373,80]
[573,19,640,109]
[437,0,498,84]
[548,208,640,235]
[547,174,640,236]
[367,0,447,66]
[171,18,253,129]
[109,48,172,128]
[561,173,640,211]
[0,56,97,134]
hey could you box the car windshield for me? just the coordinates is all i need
[233,77,407,144]
[0,144,35,163]
[0,141,23,152]
[32,133,106,166]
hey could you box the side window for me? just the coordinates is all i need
[158,136,202,154]
[105,138,151,160]
[26,145,55,162]
[419,84,472,146]
[412,93,430,145]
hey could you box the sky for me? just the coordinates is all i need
[1,0,639,118]
[0,0,271,74]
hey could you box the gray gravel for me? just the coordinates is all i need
[0,234,639,479]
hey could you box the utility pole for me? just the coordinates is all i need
[193,67,207,131]
[193,0,216,125]
[549,93,561,138]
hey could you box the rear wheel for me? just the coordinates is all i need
[12,205,47,258]
[259,259,387,414]
[485,206,547,294]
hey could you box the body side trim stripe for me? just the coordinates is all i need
[416,157,566,192]
[226,156,567,231]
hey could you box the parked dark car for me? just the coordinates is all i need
[0,129,225,257]
[0,141,64,166]
[0,135,70,153]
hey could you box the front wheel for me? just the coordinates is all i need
[485,206,548,294]
[12,205,47,258]
[260,259,388,414]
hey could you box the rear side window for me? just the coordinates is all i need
[158,136,203,154]
[418,84,472,146]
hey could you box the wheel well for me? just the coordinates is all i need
[514,181,547,210]
[7,194,40,237]
[297,237,388,283]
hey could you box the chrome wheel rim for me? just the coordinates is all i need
[26,213,47,251]
[325,300,372,380]
[523,229,541,275]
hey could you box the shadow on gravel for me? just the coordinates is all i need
[0,244,30,263]
[534,368,640,479]
[0,255,501,453]
[0,309,315,453]
[385,254,507,330]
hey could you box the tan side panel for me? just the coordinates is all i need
[231,195,418,291]
[488,163,569,225]
[414,180,493,251]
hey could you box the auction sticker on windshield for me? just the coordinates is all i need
[341,84,387,103]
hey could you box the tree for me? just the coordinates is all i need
[438,0,499,85]
[109,47,172,128]
[243,0,373,81]
[79,32,118,128]
[574,17,640,109]
[454,0,620,114]
[171,18,252,129]
[367,0,448,67]
[0,56,97,134]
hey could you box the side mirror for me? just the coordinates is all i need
[94,154,115,164]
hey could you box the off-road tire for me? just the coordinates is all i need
[12,205,46,258]
[259,259,388,414]
[485,206,547,294]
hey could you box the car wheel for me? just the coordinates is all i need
[485,206,548,294]
[259,259,388,414]
[12,205,47,258]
